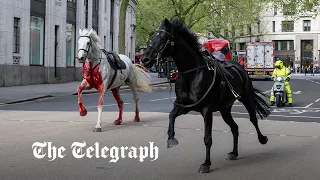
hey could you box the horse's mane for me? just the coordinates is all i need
[169,17,202,55]
[80,29,101,46]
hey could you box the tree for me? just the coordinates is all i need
[136,0,268,46]
[118,0,129,54]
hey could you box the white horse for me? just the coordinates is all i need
[76,28,152,132]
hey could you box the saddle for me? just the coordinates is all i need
[201,49,240,99]
[101,49,127,70]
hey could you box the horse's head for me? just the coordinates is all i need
[77,28,100,63]
[141,18,175,68]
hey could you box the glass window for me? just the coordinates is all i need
[274,5,277,15]
[303,20,311,31]
[274,41,279,50]
[283,3,296,15]
[66,23,75,67]
[30,16,44,65]
[13,17,20,53]
[272,21,275,32]
[280,41,287,50]
[289,40,294,50]
[281,21,294,32]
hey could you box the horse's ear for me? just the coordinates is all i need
[164,18,170,28]
[90,28,94,34]
[79,29,82,35]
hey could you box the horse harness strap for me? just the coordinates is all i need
[174,60,218,108]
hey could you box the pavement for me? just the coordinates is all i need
[1,73,320,179]
[0,73,168,105]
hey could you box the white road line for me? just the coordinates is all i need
[304,103,314,108]
[315,98,320,103]
[150,98,169,102]
[150,97,176,102]
[231,112,320,119]
[87,103,131,108]
[232,104,320,110]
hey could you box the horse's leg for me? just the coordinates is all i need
[167,103,182,148]
[240,95,268,145]
[220,106,239,160]
[93,84,105,132]
[198,107,213,173]
[126,81,140,122]
[77,79,91,116]
[111,87,124,125]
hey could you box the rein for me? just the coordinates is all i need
[174,60,218,108]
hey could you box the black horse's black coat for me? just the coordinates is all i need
[141,17,272,173]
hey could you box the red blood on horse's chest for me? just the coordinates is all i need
[82,61,102,89]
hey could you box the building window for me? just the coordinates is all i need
[110,0,115,51]
[272,21,275,32]
[289,40,294,50]
[30,16,44,65]
[13,17,20,53]
[247,25,251,35]
[274,5,277,15]
[239,43,245,50]
[105,0,107,13]
[303,20,311,31]
[280,41,287,50]
[66,23,75,67]
[281,21,294,32]
[273,41,279,50]
[85,0,88,28]
[93,0,99,11]
[283,3,296,15]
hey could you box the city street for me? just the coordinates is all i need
[0,78,320,179]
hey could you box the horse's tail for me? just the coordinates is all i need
[132,64,153,93]
[253,87,272,119]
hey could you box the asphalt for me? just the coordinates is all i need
[0,73,168,105]
[0,74,320,180]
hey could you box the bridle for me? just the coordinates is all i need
[149,29,175,65]
[78,35,92,60]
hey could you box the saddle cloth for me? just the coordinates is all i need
[101,49,127,70]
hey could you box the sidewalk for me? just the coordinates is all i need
[0,73,168,105]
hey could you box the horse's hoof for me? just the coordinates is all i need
[114,120,122,125]
[167,138,179,148]
[226,152,238,160]
[79,108,87,117]
[93,128,102,132]
[134,117,140,122]
[198,164,210,173]
[259,135,268,145]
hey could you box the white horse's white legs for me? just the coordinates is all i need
[93,83,105,132]
[127,80,140,122]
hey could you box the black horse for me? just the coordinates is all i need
[141,17,272,173]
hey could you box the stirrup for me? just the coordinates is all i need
[231,90,240,99]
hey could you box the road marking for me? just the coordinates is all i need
[87,103,131,108]
[250,133,256,135]
[313,136,319,139]
[142,125,148,127]
[293,91,302,95]
[150,97,176,102]
[223,131,229,133]
[231,112,320,119]
[280,134,287,137]
[232,104,320,110]
[304,103,314,108]
[196,129,201,131]
[315,98,320,103]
